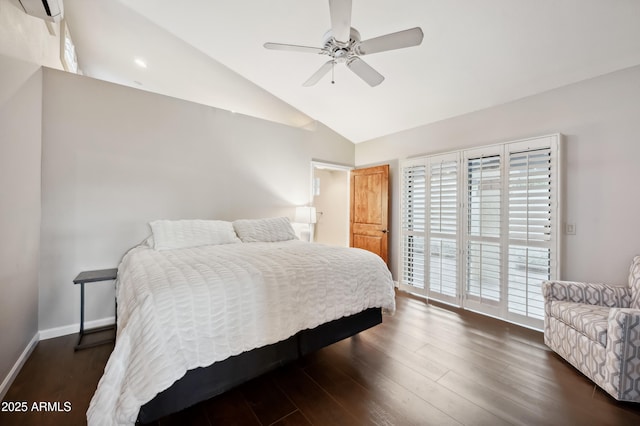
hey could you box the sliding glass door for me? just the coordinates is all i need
[400,160,426,294]
[427,154,459,305]
[400,154,460,304]
[464,147,503,317]
[505,139,557,327]
[399,135,560,329]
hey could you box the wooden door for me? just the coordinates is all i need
[350,164,389,263]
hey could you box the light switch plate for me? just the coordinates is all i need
[566,223,576,235]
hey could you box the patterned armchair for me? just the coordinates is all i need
[542,256,640,402]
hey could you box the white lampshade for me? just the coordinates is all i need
[295,206,317,224]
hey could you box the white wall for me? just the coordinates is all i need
[39,68,354,330]
[313,169,349,246]
[63,0,316,130]
[0,55,42,396]
[0,0,63,394]
[356,65,640,285]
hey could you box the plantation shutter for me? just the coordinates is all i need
[428,156,458,302]
[400,162,426,290]
[507,145,555,322]
[465,154,502,308]
[399,134,559,329]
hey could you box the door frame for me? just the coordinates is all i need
[310,161,353,246]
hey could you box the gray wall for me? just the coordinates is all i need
[0,56,42,394]
[39,68,354,330]
[356,65,640,285]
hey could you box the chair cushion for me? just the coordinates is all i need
[629,256,640,309]
[549,301,609,347]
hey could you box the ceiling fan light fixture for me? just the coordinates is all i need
[263,0,423,87]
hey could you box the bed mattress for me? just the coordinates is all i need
[87,240,395,425]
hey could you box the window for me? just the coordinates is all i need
[428,155,459,304]
[465,152,502,310]
[506,145,555,322]
[399,135,560,329]
[400,162,426,290]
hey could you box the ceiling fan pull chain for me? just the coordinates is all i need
[331,60,335,84]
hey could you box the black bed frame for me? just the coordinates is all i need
[137,307,382,424]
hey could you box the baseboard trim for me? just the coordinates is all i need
[0,317,116,399]
[39,317,116,341]
[0,332,39,401]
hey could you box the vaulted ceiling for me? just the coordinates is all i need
[63,0,640,143]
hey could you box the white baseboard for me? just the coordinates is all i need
[39,316,116,341]
[0,317,116,400]
[0,332,39,401]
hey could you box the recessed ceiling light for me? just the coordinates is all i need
[134,58,147,68]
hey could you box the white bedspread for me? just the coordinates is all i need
[87,241,395,425]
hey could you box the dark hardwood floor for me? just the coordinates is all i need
[2,291,640,425]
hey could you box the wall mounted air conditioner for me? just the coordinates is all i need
[18,0,63,22]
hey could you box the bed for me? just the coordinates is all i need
[87,218,396,425]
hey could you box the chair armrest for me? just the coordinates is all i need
[542,280,631,308]
[603,308,640,401]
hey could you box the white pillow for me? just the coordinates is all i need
[233,217,298,243]
[149,219,240,250]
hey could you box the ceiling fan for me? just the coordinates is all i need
[263,0,424,87]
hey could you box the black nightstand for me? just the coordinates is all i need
[73,268,118,351]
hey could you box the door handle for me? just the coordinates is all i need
[381,229,389,234]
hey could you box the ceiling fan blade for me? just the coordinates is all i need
[329,0,352,44]
[264,42,325,54]
[346,57,384,87]
[356,27,424,55]
[303,60,335,87]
